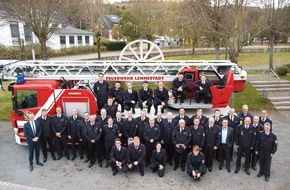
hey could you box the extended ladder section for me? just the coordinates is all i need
[1,60,246,81]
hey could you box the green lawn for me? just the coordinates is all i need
[0,81,12,120]
[167,52,290,67]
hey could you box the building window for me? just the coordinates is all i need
[85,36,90,45]
[69,36,75,46]
[60,36,66,48]
[10,22,20,46]
[77,36,82,46]
[24,26,32,45]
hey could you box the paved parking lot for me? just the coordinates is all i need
[0,111,289,190]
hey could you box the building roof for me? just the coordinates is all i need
[53,28,94,35]
[103,15,119,29]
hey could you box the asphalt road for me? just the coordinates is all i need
[0,110,289,190]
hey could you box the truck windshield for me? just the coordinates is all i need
[16,90,37,109]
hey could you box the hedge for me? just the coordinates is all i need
[102,41,126,51]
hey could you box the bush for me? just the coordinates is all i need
[284,64,290,71]
[275,66,289,76]
[102,41,126,51]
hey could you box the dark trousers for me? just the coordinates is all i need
[55,135,69,157]
[195,91,212,103]
[82,140,89,159]
[100,137,106,161]
[219,145,231,168]
[236,147,251,170]
[149,162,165,177]
[250,148,258,167]
[105,141,114,163]
[70,135,78,156]
[40,135,55,158]
[187,168,207,177]
[153,101,166,114]
[173,90,186,101]
[114,99,124,112]
[258,151,272,178]
[124,102,136,112]
[110,161,128,172]
[145,142,155,164]
[88,141,102,164]
[128,161,145,173]
[174,149,187,168]
[163,143,174,164]
[28,141,41,165]
[204,146,215,168]
[97,100,107,114]
[138,101,152,112]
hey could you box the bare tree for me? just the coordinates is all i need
[0,0,72,60]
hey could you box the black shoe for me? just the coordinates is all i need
[173,165,178,170]
[132,109,136,114]
[71,156,76,161]
[29,165,33,171]
[169,161,173,166]
[147,109,150,113]
[57,155,63,160]
[80,155,84,160]
[36,162,44,166]
[235,169,239,174]
[140,172,144,176]
[154,112,157,116]
[252,166,257,171]
[98,163,103,168]
[181,167,185,172]
[152,169,157,173]
[174,99,178,104]
[52,155,56,161]
[66,156,70,160]
[43,157,47,163]
[257,173,263,178]
[105,163,109,168]
[85,158,90,163]
[227,167,231,173]
[113,170,118,176]
[180,99,184,103]
[265,177,269,182]
[208,167,212,172]
[245,169,250,175]
[161,109,164,113]
[219,164,223,170]
[88,163,94,168]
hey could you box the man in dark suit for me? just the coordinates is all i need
[138,81,153,113]
[113,111,125,145]
[213,109,223,127]
[218,118,234,173]
[194,74,212,104]
[126,136,146,176]
[224,108,239,160]
[37,108,56,163]
[123,82,138,114]
[190,108,208,129]
[94,73,110,113]
[110,81,124,112]
[136,110,149,144]
[103,97,118,119]
[52,106,70,160]
[153,81,169,115]
[161,112,177,165]
[149,142,167,177]
[110,138,128,176]
[123,111,138,146]
[259,110,272,129]
[68,108,83,161]
[172,73,189,104]
[251,116,264,170]
[238,104,253,125]
[24,112,43,171]
[187,145,207,181]
[174,108,191,126]
[78,112,90,162]
[96,108,109,162]
[189,117,205,151]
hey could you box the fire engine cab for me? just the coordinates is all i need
[0,40,247,145]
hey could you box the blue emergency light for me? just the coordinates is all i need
[17,73,25,84]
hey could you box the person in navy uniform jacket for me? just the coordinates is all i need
[136,110,149,144]
[68,108,83,161]
[172,119,191,171]
[238,104,253,125]
[78,112,90,162]
[149,142,167,177]
[103,97,118,119]
[153,81,169,115]
[126,136,146,176]
[190,108,208,129]
[155,112,164,127]
[251,116,264,171]
[110,138,128,176]
[161,112,177,165]
[93,73,110,113]
[190,117,205,151]
[123,111,138,146]
[138,81,153,113]
[187,145,207,181]
[96,108,109,162]
[143,117,161,166]
[218,119,234,173]
[235,117,256,175]
[113,112,125,144]
[85,114,102,168]
[110,81,124,112]
[213,109,223,127]
[256,122,278,182]
[52,106,70,160]
[24,112,43,171]
[172,73,189,104]
[194,74,212,104]
[259,110,272,130]
[123,82,138,114]
[174,108,191,126]
[37,108,56,162]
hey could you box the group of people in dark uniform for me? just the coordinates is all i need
[23,73,278,183]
